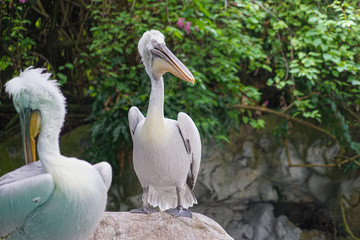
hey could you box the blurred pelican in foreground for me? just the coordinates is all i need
[0,68,112,239]
[129,30,201,218]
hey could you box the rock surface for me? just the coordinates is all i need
[88,211,234,240]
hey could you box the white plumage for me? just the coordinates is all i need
[129,30,201,218]
[0,67,112,239]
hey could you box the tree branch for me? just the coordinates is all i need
[277,32,289,83]
[27,51,56,73]
[32,0,49,19]
[251,0,295,35]
[341,102,360,123]
[235,104,337,140]
[281,96,310,113]
[340,194,360,240]
[51,39,93,48]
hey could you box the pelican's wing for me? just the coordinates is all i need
[128,106,145,140]
[94,162,112,191]
[177,112,202,190]
[0,161,54,236]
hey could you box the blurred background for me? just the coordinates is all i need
[1,0,360,239]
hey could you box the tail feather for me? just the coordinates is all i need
[147,185,197,211]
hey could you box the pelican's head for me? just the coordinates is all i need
[5,67,66,163]
[138,29,195,84]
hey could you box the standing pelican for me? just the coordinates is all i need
[0,68,112,239]
[129,30,201,218]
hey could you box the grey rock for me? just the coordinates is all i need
[339,176,360,232]
[305,140,328,175]
[324,143,340,162]
[243,203,275,240]
[276,142,310,182]
[199,155,264,201]
[193,201,245,232]
[274,215,301,240]
[340,176,360,201]
[308,174,332,202]
[242,141,255,158]
[241,223,253,239]
[227,221,253,240]
[259,181,278,202]
[259,136,272,150]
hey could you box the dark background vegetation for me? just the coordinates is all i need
[1,0,360,198]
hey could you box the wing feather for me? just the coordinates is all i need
[177,112,201,190]
[94,162,112,191]
[0,161,54,236]
[128,106,145,140]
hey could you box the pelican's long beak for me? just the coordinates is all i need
[19,108,41,164]
[151,42,195,84]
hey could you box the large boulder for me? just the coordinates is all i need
[88,211,234,240]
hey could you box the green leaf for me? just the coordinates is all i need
[193,0,211,18]
[308,16,318,24]
[57,73,67,85]
[323,53,332,61]
[313,38,322,47]
[352,80,360,86]
[273,20,288,30]
[35,18,41,28]
[242,116,249,124]
[65,63,74,70]
[216,135,231,144]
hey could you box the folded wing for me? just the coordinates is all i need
[177,112,201,190]
[0,161,55,236]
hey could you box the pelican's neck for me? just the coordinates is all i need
[139,73,170,143]
[37,111,63,169]
[146,75,165,123]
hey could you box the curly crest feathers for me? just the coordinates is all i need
[5,66,66,133]
[5,67,64,104]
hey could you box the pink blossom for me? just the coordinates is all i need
[185,21,191,35]
[264,100,269,106]
[195,26,199,32]
[19,0,26,3]
[177,18,185,29]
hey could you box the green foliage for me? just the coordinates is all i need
[0,1,37,73]
[260,0,360,166]
[85,0,360,171]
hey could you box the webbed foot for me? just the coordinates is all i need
[166,206,192,218]
[130,207,158,215]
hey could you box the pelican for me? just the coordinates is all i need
[128,30,201,218]
[0,68,112,239]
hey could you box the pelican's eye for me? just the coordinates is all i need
[151,39,157,46]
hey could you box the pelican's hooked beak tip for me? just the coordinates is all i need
[151,41,196,85]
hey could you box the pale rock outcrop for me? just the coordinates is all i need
[88,211,234,240]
